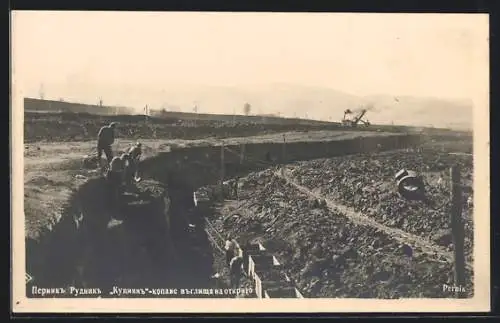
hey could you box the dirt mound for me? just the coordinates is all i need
[211,166,473,298]
[287,147,474,263]
[25,177,178,294]
[25,185,83,288]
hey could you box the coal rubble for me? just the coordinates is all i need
[288,149,474,264]
[214,157,473,298]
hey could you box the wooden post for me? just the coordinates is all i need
[220,143,225,198]
[240,143,245,164]
[281,134,286,176]
[282,134,286,162]
[450,165,466,298]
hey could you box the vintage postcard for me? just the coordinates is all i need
[11,11,490,313]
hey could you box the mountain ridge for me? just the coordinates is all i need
[33,82,473,130]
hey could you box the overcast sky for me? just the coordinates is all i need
[12,11,488,110]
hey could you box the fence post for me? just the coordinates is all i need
[281,134,286,176]
[450,165,466,298]
[240,143,245,164]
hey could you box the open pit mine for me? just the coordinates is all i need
[24,123,473,299]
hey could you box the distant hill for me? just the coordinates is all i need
[363,94,473,130]
[23,97,333,127]
[24,97,133,115]
[27,82,473,130]
[144,83,473,130]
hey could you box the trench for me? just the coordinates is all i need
[25,177,216,297]
[25,133,424,297]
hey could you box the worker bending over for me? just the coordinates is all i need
[123,153,137,187]
[107,153,129,205]
[97,122,118,166]
[128,142,142,160]
[126,142,142,181]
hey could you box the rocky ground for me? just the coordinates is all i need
[25,111,469,143]
[23,129,393,240]
[22,109,474,299]
[24,112,360,143]
[285,147,474,264]
[209,147,474,298]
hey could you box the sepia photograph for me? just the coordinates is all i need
[11,11,490,313]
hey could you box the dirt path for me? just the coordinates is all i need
[274,169,473,271]
[23,129,399,238]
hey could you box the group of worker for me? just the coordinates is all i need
[96,122,143,201]
[96,122,255,291]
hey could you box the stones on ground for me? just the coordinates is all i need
[373,270,392,282]
[401,244,414,258]
[287,149,473,260]
[434,230,453,248]
[210,151,474,298]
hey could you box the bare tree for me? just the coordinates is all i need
[39,83,45,100]
[243,102,251,116]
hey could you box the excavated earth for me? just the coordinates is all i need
[209,144,474,298]
[24,113,473,299]
[24,111,383,143]
[25,177,220,298]
[285,148,474,264]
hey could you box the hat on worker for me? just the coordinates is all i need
[109,122,118,128]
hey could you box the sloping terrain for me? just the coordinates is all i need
[24,110,471,144]
[22,105,473,299]
[285,148,474,264]
[24,111,357,143]
[24,130,398,240]
[209,141,474,298]
[211,167,473,298]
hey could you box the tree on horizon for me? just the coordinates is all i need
[39,83,45,100]
[243,102,251,116]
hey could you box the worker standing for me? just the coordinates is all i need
[229,255,244,290]
[97,122,118,167]
[232,177,239,200]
